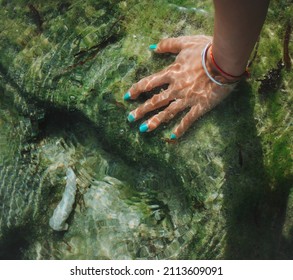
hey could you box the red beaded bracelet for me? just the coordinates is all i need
[210,46,250,79]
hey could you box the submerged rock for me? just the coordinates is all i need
[49,167,77,231]
[0,0,292,259]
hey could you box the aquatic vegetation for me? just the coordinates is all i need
[0,0,292,260]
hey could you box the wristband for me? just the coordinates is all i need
[210,45,250,79]
[201,42,238,87]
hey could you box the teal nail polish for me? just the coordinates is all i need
[170,133,177,140]
[139,123,148,133]
[123,92,131,101]
[149,44,157,50]
[127,113,135,122]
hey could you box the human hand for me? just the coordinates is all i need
[124,35,237,139]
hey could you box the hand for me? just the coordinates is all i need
[124,35,236,139]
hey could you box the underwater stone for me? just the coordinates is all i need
[49,167,77,231]
[0,0,292,260]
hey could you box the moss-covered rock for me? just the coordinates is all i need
[0,0,292,259]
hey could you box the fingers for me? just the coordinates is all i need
[155,35,210,54]
[127,88,175,122]
[124,69,169,100]
[155,37,186,54]
[129,101,205,137]
[171,104,205,139]
[142,99,187,132]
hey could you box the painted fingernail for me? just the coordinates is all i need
[139,123,148,133]
[170,133,177,140]
[149,44,157,50]
[127,113,135,122]
[123,91,131,101]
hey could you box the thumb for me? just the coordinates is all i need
[154,37,186,54]
[153,35,211,54]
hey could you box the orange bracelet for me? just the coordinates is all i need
[210,46,250,79]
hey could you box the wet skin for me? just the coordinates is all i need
[125,35,236,139]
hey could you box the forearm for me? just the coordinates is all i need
[212,0,270,76]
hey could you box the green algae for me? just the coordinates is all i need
[0,0,292,259]
[250,0,293,189]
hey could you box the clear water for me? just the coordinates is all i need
[0,0,292,260]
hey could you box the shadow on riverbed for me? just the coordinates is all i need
[216,81,293,259]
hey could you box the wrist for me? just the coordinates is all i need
[205,44,245,84]
[211,39,249,79]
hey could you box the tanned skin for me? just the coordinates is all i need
[125,0,270,139]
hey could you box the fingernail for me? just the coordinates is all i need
[123,91,131,100]
[127,113,135,122]
[170,133,177,140]
[139,123,148,133]
[149,44,157,50]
